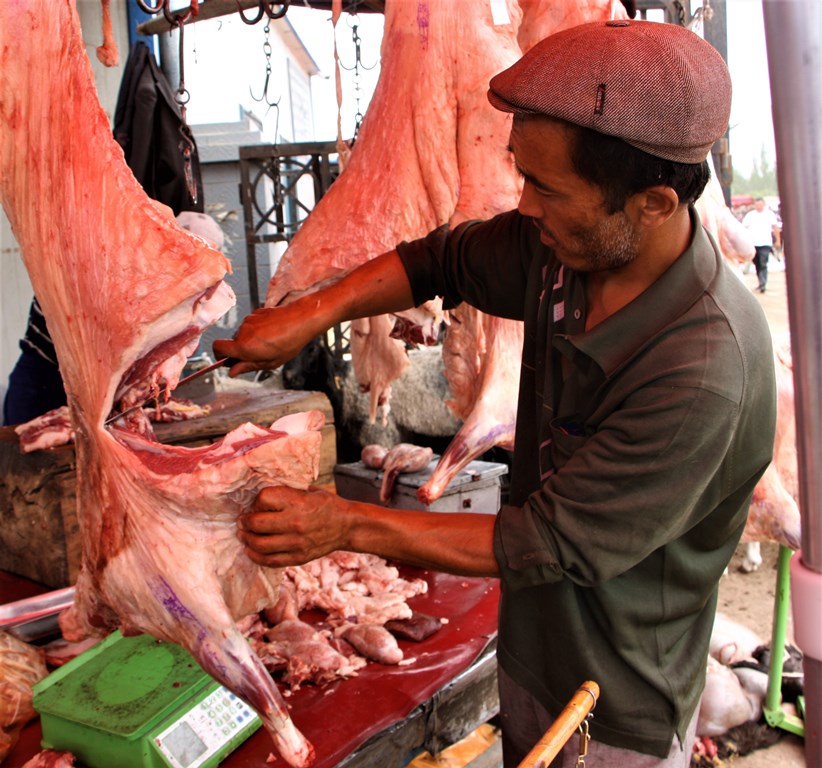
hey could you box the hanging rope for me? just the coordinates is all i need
[170,16,197,206]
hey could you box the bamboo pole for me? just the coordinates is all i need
[517,681,600,768]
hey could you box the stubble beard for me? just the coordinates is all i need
[571,211,641,272]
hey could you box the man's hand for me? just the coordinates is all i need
[238,485,350,567]
[240,484,500,577]
[214,250,416,375]
[213,301,323,376]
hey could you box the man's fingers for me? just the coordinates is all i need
[255,486,294,513]
[240,511,287,535]
[212,339,236,359]
[240,533,315,568]
[244,548,314,569]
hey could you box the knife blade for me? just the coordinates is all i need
[104,357,238,426]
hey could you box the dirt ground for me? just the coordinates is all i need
[712,259,806,766]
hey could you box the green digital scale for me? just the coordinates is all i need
[32,630,261,768]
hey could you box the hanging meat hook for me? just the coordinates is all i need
[236,0,292,25]
[135,0,198,26]
[338,15,378,72]
[249,65,280,108]
[249,22,280,109]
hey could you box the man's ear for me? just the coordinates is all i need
[627,186,681,228]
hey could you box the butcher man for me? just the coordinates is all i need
[215,20,776,768]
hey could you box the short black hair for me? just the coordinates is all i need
[566,122,712,213]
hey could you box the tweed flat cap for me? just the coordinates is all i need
[488,20,731,164]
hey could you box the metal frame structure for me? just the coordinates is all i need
[238,141,350,360]
[238,141,338,309]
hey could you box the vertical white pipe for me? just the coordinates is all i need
[762,1,822,762]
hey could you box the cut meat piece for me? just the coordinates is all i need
[40,637,102,668]
[419,310,521,505]
[15,397,211,454]
[256,619,366,689]
[282,552,427,625]
[384,612,443,642]
[0,2,315,765]
[361,444,389,469]
[14,406,74,453]
[0,631,48,762]
[742,339,801,567]
[339,623,403,665]
[349,315,410,426]
[379,443,434,502]
[21,751,76,768]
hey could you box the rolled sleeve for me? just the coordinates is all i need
[494,503,563,589]
[396,210,541,319]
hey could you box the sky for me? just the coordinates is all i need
[725,0,777,176]
[184,1,776,178]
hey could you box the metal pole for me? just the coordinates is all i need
[762,1,822,763]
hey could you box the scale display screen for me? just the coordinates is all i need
[152,687,260,768]
[161,722,207,766]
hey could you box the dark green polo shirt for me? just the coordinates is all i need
[397,207,776,757]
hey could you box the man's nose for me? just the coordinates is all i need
[517,182,541,218]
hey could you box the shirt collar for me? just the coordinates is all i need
[566,206,720,376]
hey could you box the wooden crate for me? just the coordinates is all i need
[0,386,335,588]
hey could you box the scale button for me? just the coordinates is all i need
[230,721,237,730]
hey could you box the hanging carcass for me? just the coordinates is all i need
[0,2,316,765]
[266,0,628,499]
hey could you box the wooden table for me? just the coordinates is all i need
[0,385,335,588]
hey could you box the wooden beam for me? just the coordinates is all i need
[137,0,384,37]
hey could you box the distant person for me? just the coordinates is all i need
[3,212,225,427]
[2,297,65,426]
[743,197,781,293]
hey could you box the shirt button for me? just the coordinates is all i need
[574,309,581,320]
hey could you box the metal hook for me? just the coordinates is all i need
[135,0,195,25]
[249,68,280,108]
[236,0,291,24]
[338,21,378,72]
[135,0,164,12]
[249,23,280,108]
[163,3,194,26]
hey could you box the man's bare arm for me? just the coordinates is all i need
[213,250,415,375]
[239,486,500,577]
